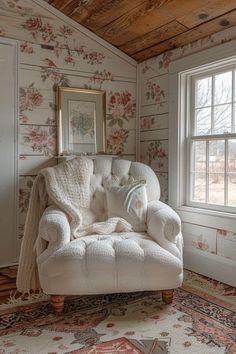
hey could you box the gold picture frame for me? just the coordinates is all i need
[57,86,106,155]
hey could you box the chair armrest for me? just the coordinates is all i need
[36,206,70,255]
[147,201,183,259]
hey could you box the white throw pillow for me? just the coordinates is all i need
[105,180,147,232]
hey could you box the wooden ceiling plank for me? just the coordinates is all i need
[133,42,175,62]
[119,20,187,55]
[97,0,207,47]
[59,0,86,16]
[47,0,71,8]
[60,0,79,14]
[134,9,236,62]
[178,0,236,29]
[71,0,145,31]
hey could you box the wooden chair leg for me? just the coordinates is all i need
[51,295,65,314]
[162,289,174,304]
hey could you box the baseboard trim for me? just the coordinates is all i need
[184,246,236,287]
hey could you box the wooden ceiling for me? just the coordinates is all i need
[46,0,236,62]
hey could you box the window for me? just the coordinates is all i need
[188,67,236,212]
[169,42,236,229]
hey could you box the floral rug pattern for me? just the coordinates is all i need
[0,271,235,354]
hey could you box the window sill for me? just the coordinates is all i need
[174,205,236,231]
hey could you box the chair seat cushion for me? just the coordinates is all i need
[38,232,183,295]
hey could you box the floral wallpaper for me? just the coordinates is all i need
[20,82,44,123]
[1,0,236,265]
[0,0,137,247]
[139,24,236,258]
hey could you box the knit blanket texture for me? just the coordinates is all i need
[16,157,132,293]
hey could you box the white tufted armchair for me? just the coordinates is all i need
[36,158,183,313]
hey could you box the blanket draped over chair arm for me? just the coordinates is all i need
[36,206,70,255]
[147,201,183,260]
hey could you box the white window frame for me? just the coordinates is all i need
[188,65,236,213]
[169,39,236,231]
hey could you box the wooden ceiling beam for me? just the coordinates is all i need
[133,9,236,62]
[119,20,187,55]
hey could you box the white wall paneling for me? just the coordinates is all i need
[0,0,138,264]
[0,39,18,266]
[184,246,236,287]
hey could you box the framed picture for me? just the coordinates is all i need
[57,87,106,155]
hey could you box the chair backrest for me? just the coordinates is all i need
[88,157,160,221]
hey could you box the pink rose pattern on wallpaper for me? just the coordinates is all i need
[20,41,34,54]
[53,43,106,66]
[107,91,135,128]
[158,51,173,70]
[89,70,114,89]
[146,141,167,168]
[107,128,129,155]
[192,236,210,252]
[20,83,43,123]
[41,66,71,87]
[142,51,173,75]
[106,91,135,154]
[21,15,106,66]
[22,17,58,43]
[146,80,165,103]
[22,126,56,156]
[141,116,155,130]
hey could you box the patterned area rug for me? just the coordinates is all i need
[0,270,235,354]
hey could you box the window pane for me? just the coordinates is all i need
[195,107,211,135]
[228,174,236,206]
[192,141,206,172]
[208,173,224,205]
[228,139,236,173]
[213,104,232,134]
[209,140,225,173]
[195,76,212,108]
[192,172,206,202]
[214,71,232,104]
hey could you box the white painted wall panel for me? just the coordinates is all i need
[0,42,17,265]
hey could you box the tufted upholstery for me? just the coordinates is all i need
[37,157,183,296]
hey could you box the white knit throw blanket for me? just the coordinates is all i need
[16,157,132,293]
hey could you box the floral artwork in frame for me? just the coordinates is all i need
[57,87,106,155]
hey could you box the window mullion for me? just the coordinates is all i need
[232,70,235,132]
[225,139,228,206]
[206,140,209,203]
[211,74,214,134]
[192,133,236,140]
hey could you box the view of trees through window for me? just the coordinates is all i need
[190,69,236,208]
